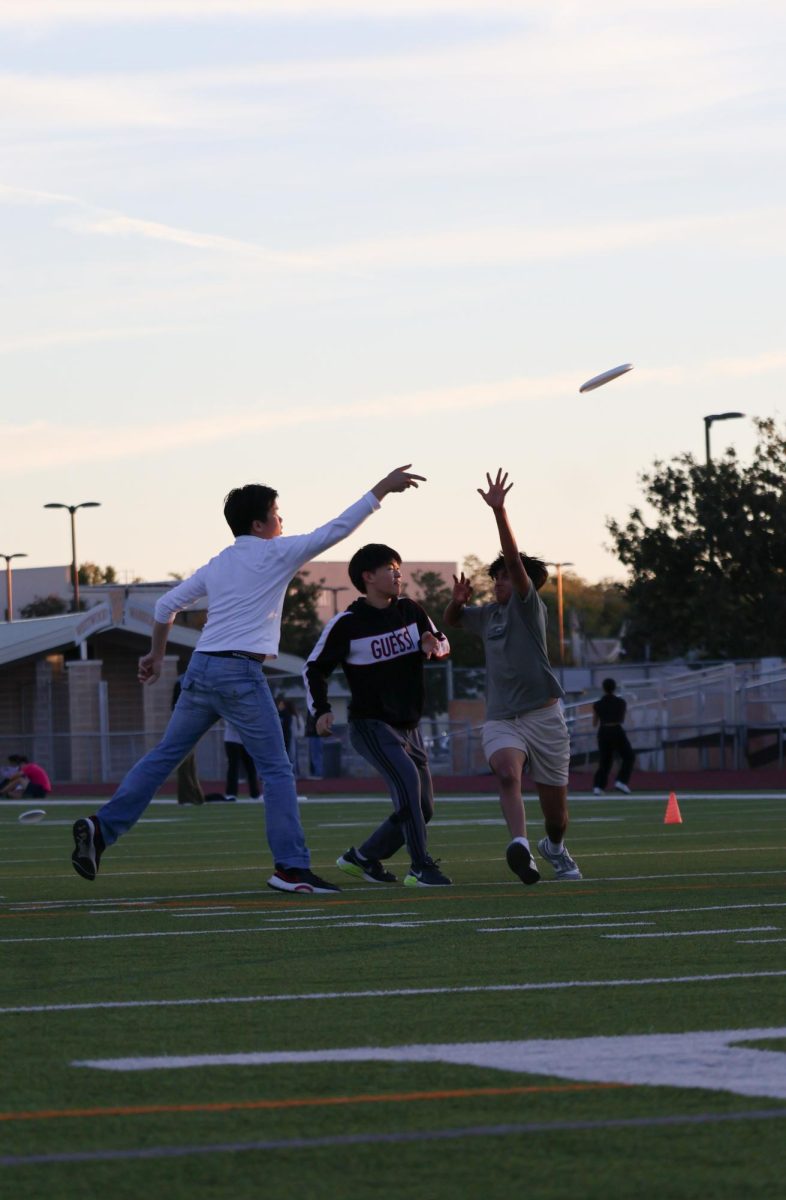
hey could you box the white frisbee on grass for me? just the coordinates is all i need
[18,809,46,824]
[579,363,634,393]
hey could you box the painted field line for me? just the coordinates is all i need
[5,900,786,944]
[737,937,786,944]
[0,1081,617,1124]
[7,867,784,914]
[3,969,786,1017]
[603,926,778,940]
[5,1109,786,1166]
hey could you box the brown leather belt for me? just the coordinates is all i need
[199,650,267,663]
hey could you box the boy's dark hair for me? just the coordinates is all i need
[488,552,549,591]
[602,678,617,694]
[8,754,27,765]
[223,484,278,536]
[348,544,401,594]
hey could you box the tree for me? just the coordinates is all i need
[606,417,786,659]
[77,562,117,585]
[460,554,496,605]
[539,573,629,664]
[410,568,485,669]
[279,571,324,658]
[20,594,69,618]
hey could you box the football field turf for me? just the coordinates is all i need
[2,790,785,1199]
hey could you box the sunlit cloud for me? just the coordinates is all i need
[0,0,769,23]
[2,353,783,476]
[0,325,181,356]
[58,207,786,271]
[0,1,535,24]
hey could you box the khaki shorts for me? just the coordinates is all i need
[481,702,570,787]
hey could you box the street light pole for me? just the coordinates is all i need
[704,412,745,464]
[43,501,101,613]
[1,552,27,621]
[545,561,574,668]
[321,585,350,616]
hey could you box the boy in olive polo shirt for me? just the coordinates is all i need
[444,469,581,885]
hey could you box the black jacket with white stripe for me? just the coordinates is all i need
[303,596,450,729]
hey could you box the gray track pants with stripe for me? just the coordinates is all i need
[349,719,434,870]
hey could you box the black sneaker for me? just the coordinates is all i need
[267,866,341,894]
[403,857,452,887]
[506,839,541,886]
[337,847,397,884]
[71,816,104,881]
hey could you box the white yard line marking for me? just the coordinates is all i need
[72,1027,786,1103]
[5,901,786,944]
[603,926,778,940]
[469,921,655,933]
[3,970,786,1016]
[737,937,786,944]
[7,868,785,911]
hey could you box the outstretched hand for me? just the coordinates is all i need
[372,465,427,500]
[478,468,513,511]
[451,572,473,606]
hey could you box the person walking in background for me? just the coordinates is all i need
[444,469,581,886]
[223,719,261,801]
[305,542,452,887]
[171,673,205,805]
[592,678,635,794]
[70,463,426,896]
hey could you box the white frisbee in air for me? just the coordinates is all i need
[579,363,634,393]
[18,808,46,824]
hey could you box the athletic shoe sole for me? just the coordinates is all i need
[266,873,339,895]
[505,841,541,886]
[336,854,397,884]
[71,817,98,881]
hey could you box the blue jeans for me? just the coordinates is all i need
[97,653,309,868]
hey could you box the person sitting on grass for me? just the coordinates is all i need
[0,755,52,800]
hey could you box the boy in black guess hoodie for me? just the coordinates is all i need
[303,543,452,886]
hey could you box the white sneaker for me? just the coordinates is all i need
[614,781,631,795]
[593,787,604,796]
[537,838,582,881]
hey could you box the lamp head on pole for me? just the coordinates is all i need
[704,412,745,463]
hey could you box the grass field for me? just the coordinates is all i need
[2,789,786,1199]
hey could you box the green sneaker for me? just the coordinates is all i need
[403,858,452,887]
[337,847,397,883]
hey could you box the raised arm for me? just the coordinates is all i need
[371,464,426,501]
[478,468,531,597]
[443,572,473,628]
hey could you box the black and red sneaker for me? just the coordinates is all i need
[267,866,341,894]
[71,816,105,881]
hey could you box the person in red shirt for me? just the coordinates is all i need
[0,755,52,799]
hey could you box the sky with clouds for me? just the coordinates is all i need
[2,0,785,585]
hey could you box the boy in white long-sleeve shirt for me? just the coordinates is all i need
[71,465,425,894]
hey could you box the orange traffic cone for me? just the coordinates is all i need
[664,792,683,825]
